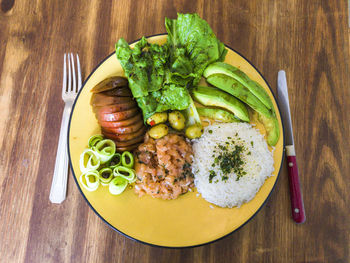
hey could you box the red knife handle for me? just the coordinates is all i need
[286,145,306,224]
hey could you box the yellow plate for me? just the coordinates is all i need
[68,34,284,248]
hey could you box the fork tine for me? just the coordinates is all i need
[76,54,82,91]
[67,53,72,93]
[70,52,77,93]
[62,54,67,96]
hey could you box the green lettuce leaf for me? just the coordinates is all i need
[165,13,227,85]
[116,37,168,98]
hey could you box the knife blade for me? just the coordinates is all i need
[277,70,306,224]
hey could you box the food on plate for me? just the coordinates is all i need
[115,13,226,121]
[134,134,194,200]
[146,112,168,126]
[80,13,281,207]
[204,62,273,110]
[148,124,169,139]
[185,124,204,139]
[258,113,280,147]
[192,123,274,208]
[197,107,239,123]
[90,76,146,151]
[204,62,280,146]
[79,135,136,195]
[205,74,272,117]
[168,111,186,131]
[90,76,128,93]
[191,86,250,122]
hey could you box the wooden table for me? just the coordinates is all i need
[1,0,349,262]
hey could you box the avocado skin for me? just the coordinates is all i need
[204,62,273,110]
[197,107,240,122]
[206,73,272,118]
[192,86,250,122]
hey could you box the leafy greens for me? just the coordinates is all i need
[115,13,227,121]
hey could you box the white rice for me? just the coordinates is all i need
[192,123,274,208]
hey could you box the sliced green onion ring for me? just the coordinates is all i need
[94,139,116,164]
[88,134,104,149]
[113,166,136,182]
[98,167,113,185]
[109,176,128,195]
[108,153,122,168]
[79,170,100,191]
[80,149,100,173]
[121,151,134,168]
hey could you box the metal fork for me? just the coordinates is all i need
[49,53,82,204]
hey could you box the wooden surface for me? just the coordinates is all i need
[1,0,349,262]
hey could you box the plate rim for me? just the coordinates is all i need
[67,33,285,249]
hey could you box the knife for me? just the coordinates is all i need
[277,70,306,224]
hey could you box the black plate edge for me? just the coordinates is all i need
[67,33,286,249]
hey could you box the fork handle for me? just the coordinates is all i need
[49,102,72,204]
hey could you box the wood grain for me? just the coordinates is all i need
[0,0,349,262]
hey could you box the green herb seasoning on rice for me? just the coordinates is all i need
[192,123,274,208]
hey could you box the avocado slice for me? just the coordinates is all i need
[192,86,249,122]
[204,62,273,110]
[206,73,272,118]
[197,107,240,122]
[258,112,280,146]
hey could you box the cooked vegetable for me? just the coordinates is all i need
[98,168,114,185]
[121,151,134,168]
[148,124,169,139]
[192,86,249,122]
[109,176,128,195]
[168,111,186,130]
[197,107,240,122]
[185,123,204,139]
[79,170,100,191]
[115,13,227,121]
[146,112,168,126]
